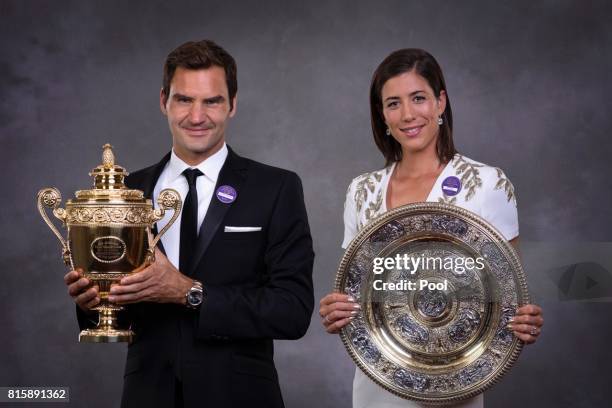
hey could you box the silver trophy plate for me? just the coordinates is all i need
[335,203,529,404]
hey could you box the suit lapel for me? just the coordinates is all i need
[187,147,248,275]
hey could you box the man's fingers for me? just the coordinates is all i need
[109,294,138,304]
[68,278,91,297]
[325,317,353,334]
[75,287,98,306]
[64,270,80,285]
[84,296,100,310]
[110,280,152,295]
[120,270,150,285]
[110,288,151,304]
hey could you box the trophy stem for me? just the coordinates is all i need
[98,307,118,331]
[79,306,133,343]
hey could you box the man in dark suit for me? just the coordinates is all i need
[64,40,314,407]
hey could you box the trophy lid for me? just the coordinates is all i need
[73,144,144,201]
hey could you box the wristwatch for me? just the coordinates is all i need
[185,280,205,309]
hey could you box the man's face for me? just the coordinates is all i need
[161,66,236,165]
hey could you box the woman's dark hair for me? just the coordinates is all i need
[370,48,456,165]
[162,40,237,111]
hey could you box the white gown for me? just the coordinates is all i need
[342,154,519,408]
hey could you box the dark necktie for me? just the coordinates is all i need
[179,168,203,273]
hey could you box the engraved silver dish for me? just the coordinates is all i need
[335,202,529,404]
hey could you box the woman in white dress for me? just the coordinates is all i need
[319,49,544,408]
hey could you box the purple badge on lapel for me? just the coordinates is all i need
[441,176,461,196]
[216,185,237,204]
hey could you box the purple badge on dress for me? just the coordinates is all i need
[216,185,237,204]
[441,176,461,196]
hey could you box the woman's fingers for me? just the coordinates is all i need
[511,314,543,327]
[323,309,358,324]
[319,292,360,333]
[320,301,360,318]
[509,323,540,335]
[325,317,354,334]
[319,292,359,317]
[513,331,537,344]
[320,292,353,306]
[516,304,542,316]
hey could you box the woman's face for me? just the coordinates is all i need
[381,70,446,157]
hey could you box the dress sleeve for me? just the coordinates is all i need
[342,179,359,249]
[480,167,519,241]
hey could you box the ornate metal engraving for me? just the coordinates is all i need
[37,144,182,343]
[335,202,529,404]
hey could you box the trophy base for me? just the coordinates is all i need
[79,329,133,343]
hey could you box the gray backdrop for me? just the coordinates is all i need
[2,0,611,407]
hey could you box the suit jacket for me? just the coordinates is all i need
[77,146,315,407]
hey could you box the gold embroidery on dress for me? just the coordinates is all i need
[352,168,387,230]
[453,155,483,201]
[438,195,457,205]
[494,167,516,203]
[364,188,383,224]
[354,174,375,213]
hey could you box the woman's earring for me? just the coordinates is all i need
[386,128,391,135]
[438,116,443,125]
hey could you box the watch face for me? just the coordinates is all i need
[187,289,203,306]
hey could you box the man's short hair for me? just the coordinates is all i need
[162,40,237,111]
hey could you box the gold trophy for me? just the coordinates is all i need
[37,144,181,343]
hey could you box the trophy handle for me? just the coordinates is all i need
[147,189,182,260]
[37,187,72,266]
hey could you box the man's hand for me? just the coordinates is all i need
[108,248,193,305]
[64,268,100,312]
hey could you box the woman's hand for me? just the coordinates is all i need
[319,292,361,334]
[509,304,543,344]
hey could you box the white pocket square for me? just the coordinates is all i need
[224,226,262,232]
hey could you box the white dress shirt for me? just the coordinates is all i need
[153,143,228,270]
